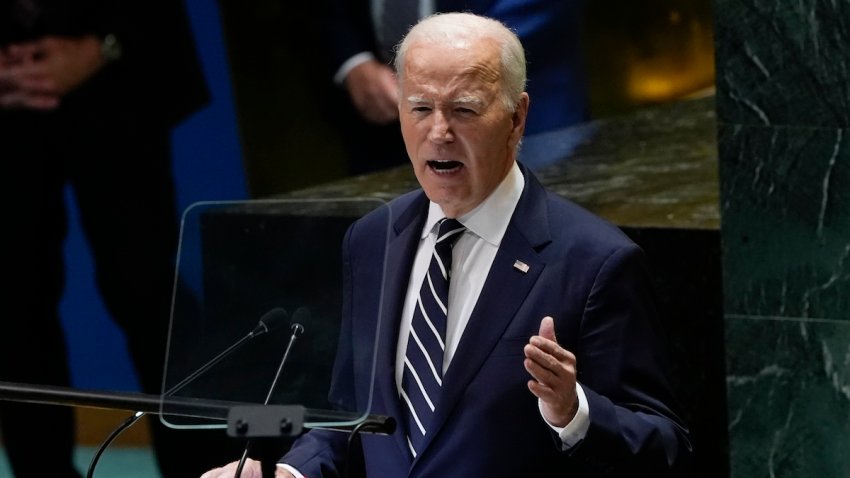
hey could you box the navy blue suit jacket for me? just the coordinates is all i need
[281,164,692,477]
[324,0,589,134]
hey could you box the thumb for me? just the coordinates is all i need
[538,316,556,341]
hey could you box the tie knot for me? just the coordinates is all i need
[436,218,465,247]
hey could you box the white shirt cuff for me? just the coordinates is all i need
[333,52,376,85]
[539,383,590,449]
[278,463,305,478]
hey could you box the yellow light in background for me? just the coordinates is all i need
[630,76,678,100]
[625,15,715,104]
[584,2,716,117]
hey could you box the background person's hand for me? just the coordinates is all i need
[344,58,399,124]
[0,35,105,110]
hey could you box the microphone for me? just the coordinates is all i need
[288,306,308,338]
[248,307,289,338]
[232,307,309,477]
[166,307,290,396]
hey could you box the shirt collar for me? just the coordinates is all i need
[423,162,525,246]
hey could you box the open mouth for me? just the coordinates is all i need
[427,160,463,173]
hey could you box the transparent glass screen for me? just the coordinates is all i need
[159,198,389,431]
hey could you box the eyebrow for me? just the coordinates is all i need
[453,96,483,108]
[405,95,484,108]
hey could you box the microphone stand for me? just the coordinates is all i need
[233,322,305,478]
[83,332,264,477]
[86,307,289,478]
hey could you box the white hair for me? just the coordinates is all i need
[394,12,527,112]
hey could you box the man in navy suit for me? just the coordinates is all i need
[319,0,589,175]
[203,12,690,478]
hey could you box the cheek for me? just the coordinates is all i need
[401,120,427,144]
[399,127,419,157]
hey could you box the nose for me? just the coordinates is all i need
[427,111,453,143]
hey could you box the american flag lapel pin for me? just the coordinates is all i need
[513,260,530,274]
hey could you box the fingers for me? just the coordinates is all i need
[0,52,59,92]
[0,90,60,110]
[199,459,263,478]
[538,315,556,341]
[199,463,234,478]
[276,468,297,478]
[524,316,579,426]
[524,316,574,388]
[523,338,574,390]
[5,42,41,62]
[7,66,58,93]
[0,60,60,109]
[528,316,569,362]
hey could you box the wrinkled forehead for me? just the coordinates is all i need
[402,37,502,86]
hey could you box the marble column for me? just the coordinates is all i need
[715,0,850,476]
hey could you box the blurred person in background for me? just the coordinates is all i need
[0,0,243,476]
[321,0,590,175]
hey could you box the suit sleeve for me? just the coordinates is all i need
[321,0,378,78]
[566,244,693,476]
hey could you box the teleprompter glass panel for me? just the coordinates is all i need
[160,198,390,431]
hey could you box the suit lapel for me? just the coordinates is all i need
[373,193,429,459]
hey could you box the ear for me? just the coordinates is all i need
[509,92,530,146]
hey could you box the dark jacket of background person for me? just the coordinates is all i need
[0,1,246,477]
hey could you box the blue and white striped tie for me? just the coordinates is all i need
[400,217,465,457]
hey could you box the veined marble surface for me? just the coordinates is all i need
[716,0,850,476]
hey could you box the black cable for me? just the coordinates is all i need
[86,411,146,478]
[344,419,373,478]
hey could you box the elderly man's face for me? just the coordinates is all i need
[398,37,528,218]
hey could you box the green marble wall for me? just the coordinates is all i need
[715,1,850,476]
